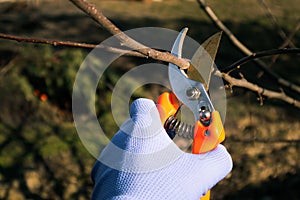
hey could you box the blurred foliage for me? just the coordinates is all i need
[0,44,97,199]
[18,44,85,110]
[0,36,138,199]
[0,0,299,199]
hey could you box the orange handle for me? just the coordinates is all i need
[192,111,225,154]
[157,92,180,124]
[157,92,225,200]
[193,111,225,200]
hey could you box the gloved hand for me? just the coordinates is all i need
[91,98,232,200]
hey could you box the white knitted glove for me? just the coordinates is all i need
[91,98,232,200]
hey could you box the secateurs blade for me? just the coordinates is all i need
[157,28,225,154]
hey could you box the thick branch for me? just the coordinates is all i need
[68,0,190,69]
[197,0,300,93]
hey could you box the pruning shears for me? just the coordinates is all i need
[157,28,225,200]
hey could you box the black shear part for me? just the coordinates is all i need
[164,115,194,140]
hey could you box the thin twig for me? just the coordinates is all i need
[0,33,97,48]
[215,70,300,108]
[222,48,300,72]
[197,0,300,93]
[0,33,147,57]
[70,0,297,83]
[1,0,299,108]
[0,57,15,76]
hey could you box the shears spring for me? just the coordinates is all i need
[164,107,212,140]
[164,114,194,139]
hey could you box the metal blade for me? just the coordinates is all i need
[168,28,190,103]
[168,27,188,94]
[187,31,222,91]
[168,28,216,121]
[170,27,188,59]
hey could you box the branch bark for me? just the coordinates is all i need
[215,70,300,108]
[197,0,300,93]
[0,33,97,48]
[0,33,147,57]
[0,0,299,108]
[68,0,190,69]
[67,0,300,108]
[223,48,300,72]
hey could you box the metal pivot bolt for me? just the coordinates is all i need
[199,110,211,122]
[199,110,211,126]
[186,86,201,100]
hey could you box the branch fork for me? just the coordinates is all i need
[0,0,299,108]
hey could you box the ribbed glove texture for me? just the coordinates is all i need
[91,98,232,200]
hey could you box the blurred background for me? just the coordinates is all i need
[0,0,299,199]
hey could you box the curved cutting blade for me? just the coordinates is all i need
[168,29,217,119]
[168,28,189,101]
[170,27,188,59]
[168,28,203,119]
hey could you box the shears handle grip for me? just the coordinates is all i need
[157,92,225,153]
[157,92,226,200]
[157,92,180,123]
[193,110,225,154]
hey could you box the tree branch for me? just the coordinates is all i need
[68,0,190,69]
[69,0,299,108]
[1,0,299,108]
[222,48,300,72]
[197,0,300,93]
[0,33,97,48]
[0,33,147,57]
[215,70,300,108]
